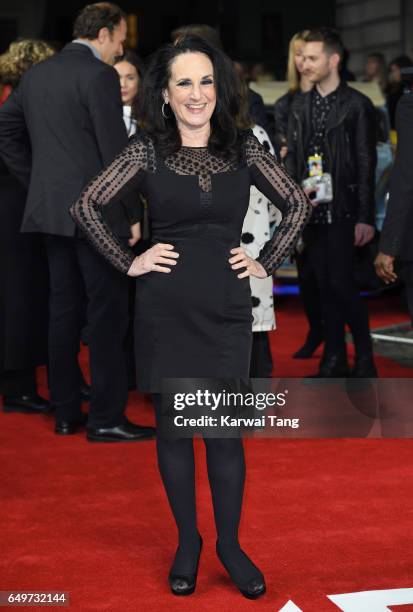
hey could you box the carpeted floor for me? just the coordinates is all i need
[1,294,412,611]
[272,293,413,377]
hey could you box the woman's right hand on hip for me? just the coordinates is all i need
[127,243,179,277]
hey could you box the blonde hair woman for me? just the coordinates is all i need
[286,31,310,92]
[276,31,325,361]
[0,39,55,88]
[274,30,311,157]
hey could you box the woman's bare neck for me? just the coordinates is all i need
[179,123,211,148]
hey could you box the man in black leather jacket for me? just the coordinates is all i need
[286,28,378,377]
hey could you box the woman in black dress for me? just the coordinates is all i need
[70,36,310,599]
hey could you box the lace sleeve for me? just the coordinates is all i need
[245,131,312,275]
[69,135,149,274]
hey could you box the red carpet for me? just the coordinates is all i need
[272,293,413,377]
[1,295,412,611]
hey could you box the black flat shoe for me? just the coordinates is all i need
[86,421,155,442]
[168,535,203,596]
[122,417,156,434]
[55,413,88,435]
[3,393,51,414]
[216,541,266,600]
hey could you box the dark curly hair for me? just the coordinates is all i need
[73,2,126,40]
[137,35,243,159]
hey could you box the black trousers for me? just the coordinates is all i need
[296,248,324,340]
[44,236,129,427]
[302,220,373,358]
[1,367,37,395]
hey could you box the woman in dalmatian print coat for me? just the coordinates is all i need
[242,124,282,376]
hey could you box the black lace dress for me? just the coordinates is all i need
[70,131,311,391]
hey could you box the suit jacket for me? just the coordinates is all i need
[0,42,141,237]
[380,92,413,260]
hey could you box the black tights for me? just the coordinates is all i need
[152,394,261,583]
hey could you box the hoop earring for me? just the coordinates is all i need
[161,101,170,119]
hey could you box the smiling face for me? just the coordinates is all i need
[163,51,216,133]
[115,60,139,105]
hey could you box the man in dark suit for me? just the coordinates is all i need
[375,91,413,321]
[0,3,155,441]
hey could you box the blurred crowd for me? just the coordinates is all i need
[0,5,411,438]
[239,46,413,131]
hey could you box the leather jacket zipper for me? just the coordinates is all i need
[324,110,348,223]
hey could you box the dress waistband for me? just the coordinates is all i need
[152,223,239,244]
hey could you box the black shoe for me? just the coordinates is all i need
[122,417,156,433]
[80,382,91,402]
[307,354,349,378]
[351,355,378,378]
[86,421,155,442]
[3,393,51,414]
[168,535,203,596]
[216,541,266,600]
[293,333,323,359]
[55,413,88,435]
